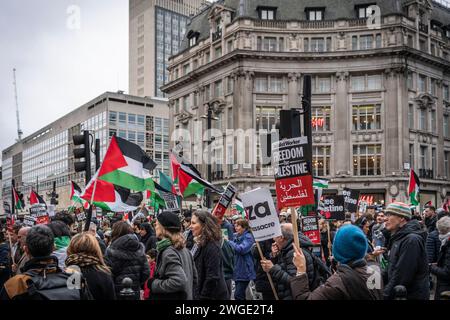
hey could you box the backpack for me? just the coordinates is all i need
[25,269,94,300]
[307,250,332,289]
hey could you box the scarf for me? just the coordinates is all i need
[156,238,172,253]
[54,236,71,250]
[65,253,110,273]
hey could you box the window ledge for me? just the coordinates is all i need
[349,89,385,94]
[351,129,383,134]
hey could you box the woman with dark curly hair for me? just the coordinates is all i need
[190,210,228,300]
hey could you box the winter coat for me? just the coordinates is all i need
[425,216,437,233]
[105,234,150,299]
[430,237,450,300]
[193,241,228,300]
[78,266,116,300]
[252,240,275,299]
[0,243,11,290]
[221,239,235,281]
[149,245,197,300]
[426,230,441,264]
[290,260,382,300]
[184,229,195,251]
[227,231,256,282]
[269,236,317,300]
[372,223,386,248]
[140,231,157,252]
[320,230,335,262]
[383,220,429,300]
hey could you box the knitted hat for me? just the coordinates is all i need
[157,211,181,231]
[332,225,368,264]
[385,202,412,220]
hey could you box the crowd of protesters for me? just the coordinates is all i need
[0,201,449,300]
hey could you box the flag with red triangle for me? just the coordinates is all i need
[12,186,23,210]
[30,190,46,206]
[408,169,420,206]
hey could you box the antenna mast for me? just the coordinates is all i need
[13,68,23,141]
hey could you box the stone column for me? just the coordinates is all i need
[384,68,401,175]
[287,73,300,109]
[334,71,350,176]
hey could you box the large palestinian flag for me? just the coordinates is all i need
[81,174,143,212]
[408,169,420,206]
[30,190,46,206]
[12,186,23,210]
[98,136,157,191]
[70,181,89,209]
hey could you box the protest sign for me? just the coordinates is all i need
[3,201,11,215]
[272,137,314,209]
[23,215,37,227]
[213,183,237,220]
[159,190,180,213]
[30,204,50,225]
[301,216,321,245]
[319,195,345,220]
[343,188,360,213]
[75,211,87,222]
[241,188,282,242]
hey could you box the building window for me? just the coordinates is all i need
[109,129,117,138]
[182,95,189,110]
[432,148,436,178]
[407,72,413,90]
[419,39,427,52]
[313,146,331,176]
[431,110,437,134]
[255,75,283,93]
[367,75,382,90]
[375,34,382,48]
[352,105,381,131]
[310,38,325,52]
[205,84,211,101]
[353,144,382,176]
[119,112,126,125]
[118,130,126,139]
[445,151,450,178]
[175,99,180,114]
[312,107,331,132]
[316,77,331,93]
[227,107,233,129]
[183,63,190,75]
[408,104,414,129]
[256,106,279,132]
[306,8,324,21]
[205,51,210,63]
[109,112,117,126]
[430,79,436,96]
[193,92,198,106]
[408,35,414,47]
[409,144,415,169]
[418,75,427,92]
[215,46,222,58]
[444,85,449,101]
[262,37,277,51]
[137,115,145,128]
[128,114,136,125]
[357,5,373,19]
[351,76,365,91]
[259,8,276,20]
[444,115,449,138]
[352,36,358,50]
[227,76,234,93]
[214,80,223,97]
[420,145,427,169]
[360,35,374,50]
[419,109,427,131]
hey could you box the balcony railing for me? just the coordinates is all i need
[254,20,287,29]
[348,18,367,27]
[419,168,434,179]
[212,30,222,42]
[300,20,334,29]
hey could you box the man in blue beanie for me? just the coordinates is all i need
[290,225,382,300]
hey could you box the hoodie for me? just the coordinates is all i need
[384,220,429,300]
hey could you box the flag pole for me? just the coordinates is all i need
[255,240,279,300]
[84,178,99,232]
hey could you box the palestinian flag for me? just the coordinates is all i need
[145,180,166,211]
[81,174,143,212]
[178,163,223,198]
[30,190,46,206]
[408,169,420,206]
[234,198,246,218]
[13,186,23,210]
[98,136,157,191]
[313,177,329,189]
[70,181,89,210]
[159,171,177,194]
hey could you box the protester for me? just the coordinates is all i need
[53,212,76,235]
[47,221,72,270]
[8,223,22,265]
[372,211,386,248]
[0,231,11,290]
[190,210,228,300]
[424,206,437,233]
[65,232,116,300]
[430,216,450,300]
[12,227,31,275]
[355,216,374,254]
[427,209,449,264]
[383,202,429,300]
[88,222,107,255]
[219,215,235,241]
[147,211,197,300]
[182,213,194,250]
[290,225,382,300]
[252,240,276,300]
[143,249,157,300]
[221,234,235,299]
[0,225,91,300]
[319,219,334,267]
[105,221,150,300]
[226,219,255,300]
[260,223,320,300]
[139,222,157,252]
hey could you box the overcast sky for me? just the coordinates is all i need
[0,0,129,163]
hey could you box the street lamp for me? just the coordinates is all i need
[201,99,224,208]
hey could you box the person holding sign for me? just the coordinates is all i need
[226,219,255,300]
[290,225,382,300]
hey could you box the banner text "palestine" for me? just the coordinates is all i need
[274,162,309,178]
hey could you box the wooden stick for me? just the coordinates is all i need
[255,241,279,301]
[291,207,300,250]
[326,221,332,257]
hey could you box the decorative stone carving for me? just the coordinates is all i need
[336,71,349,82]
[415,93,435,109]
[177,110,194,125]
[288,73,300,83]
[389,182,399,197]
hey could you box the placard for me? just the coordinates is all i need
[30,204,50,225]
[319,195,345,221]
[343,188,360,213]
[23,215,37,227]
[301,216,321,245]
[213,183,237,220]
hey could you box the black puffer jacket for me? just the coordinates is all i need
[430,237,450,300]
[383,220,429,300]
[426,230,441,263]
[193,241,228,300]
[425,216,437,233]
[269,235,317,300]
[0,243,11,290]
[105,234,150,299]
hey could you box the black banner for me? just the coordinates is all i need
[319,195,345,221]
[343,188,360,213]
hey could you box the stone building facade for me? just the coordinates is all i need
[162,0,450,207]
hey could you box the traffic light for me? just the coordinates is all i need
[73,131,92,184]
[50,181,59,206]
